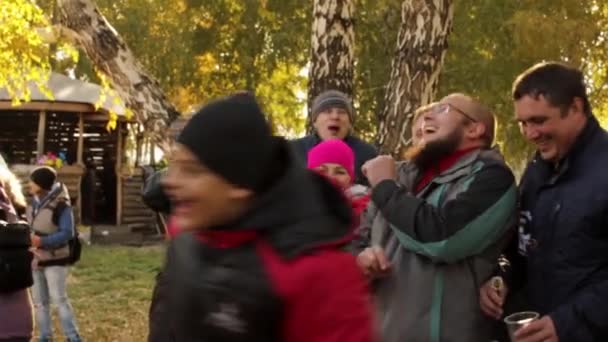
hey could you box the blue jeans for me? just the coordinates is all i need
[31,266,81,342]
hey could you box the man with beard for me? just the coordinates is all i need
[357,93,517,342]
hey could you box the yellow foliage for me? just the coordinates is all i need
[196,53,218,74]
[2,0,132,132]
[169,85,203,114]
[0,0,52,104]
[94,67,133,131]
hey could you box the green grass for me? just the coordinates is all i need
[44,245,165,341]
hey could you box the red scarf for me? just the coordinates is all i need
[195,230,258,248]
[415,148,478,194]
[166,216,258,248]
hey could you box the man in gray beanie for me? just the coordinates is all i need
[292,90,377,185]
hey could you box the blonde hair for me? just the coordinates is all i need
[0,168,27,210]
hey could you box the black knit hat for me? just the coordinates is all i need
[30,166,56,191]
[177,92,277,192]
[311,90,354,123]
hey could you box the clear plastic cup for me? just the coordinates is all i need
[504,311,539,341]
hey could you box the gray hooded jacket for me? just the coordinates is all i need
[361,148,517,342]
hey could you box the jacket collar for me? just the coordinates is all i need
[34,182,61,207]
[397,147,504,192]
[435,146,505,180]
[311,133,356,146]
[33,182,70,213]
[533,115,600,184]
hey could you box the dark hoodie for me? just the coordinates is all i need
[149,142,376,342]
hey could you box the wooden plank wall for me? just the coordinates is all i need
[120,167,156,232]
[0,111,40,164]
[44,111,79,164]
[2,110,155,234]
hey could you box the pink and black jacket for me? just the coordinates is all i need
[148,143,376,342]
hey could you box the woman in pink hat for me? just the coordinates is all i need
[307,139,371,230]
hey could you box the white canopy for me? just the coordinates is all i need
[0,72,126,116]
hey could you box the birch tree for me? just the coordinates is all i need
[376,0,454,155]
[307,0,355,129]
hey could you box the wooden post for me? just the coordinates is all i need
[77,113,84,165]
[135,126,142,166]
[116,122,123,225]
[76,113,85,225]
[142,136,148,165]
[150,137,156,165]
[36,111,47,160]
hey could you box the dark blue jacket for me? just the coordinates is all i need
[290,135,377,185]
[512,116,608,341]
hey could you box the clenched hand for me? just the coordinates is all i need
[361,155,396,188]
[356,246,391,278]
[479,277,508,320]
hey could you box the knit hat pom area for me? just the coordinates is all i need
[177,92,278,192]
[30,166,57,191]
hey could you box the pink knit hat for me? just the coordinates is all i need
[307,139,355,182]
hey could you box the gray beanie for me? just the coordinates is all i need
[311,90,354,123]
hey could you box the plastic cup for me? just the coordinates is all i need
[504,311,539,341]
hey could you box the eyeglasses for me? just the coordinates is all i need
[430,103,478,123]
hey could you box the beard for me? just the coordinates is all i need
[405,128,463,170]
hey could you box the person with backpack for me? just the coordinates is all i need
[27,166,81,342]
[0,165,34,342]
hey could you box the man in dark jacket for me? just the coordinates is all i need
[148,92,376,342]
[291,90,377,185]
[479,62,608,342]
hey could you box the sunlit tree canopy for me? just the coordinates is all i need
[4,0,608,168]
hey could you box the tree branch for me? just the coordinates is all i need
[56,0,180,152]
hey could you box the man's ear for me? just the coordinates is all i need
[466,122,486,141]
[569,97,585,117]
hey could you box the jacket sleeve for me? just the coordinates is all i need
[351,204,373,254]
[354,141,378,186]
[142,170,171,214]
[371,164,516,262]
[284,250,377,342]
[148,269,172,342]
[40,205,74,248]
[549,207,608,341]
[288,137,311,164]
[550,278,608,341]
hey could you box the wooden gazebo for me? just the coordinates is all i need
[0,73,155,231]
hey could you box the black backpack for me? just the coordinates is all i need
[0,222,34,293]
[51,201,82,265]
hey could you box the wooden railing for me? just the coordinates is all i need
[119,167,155,232]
